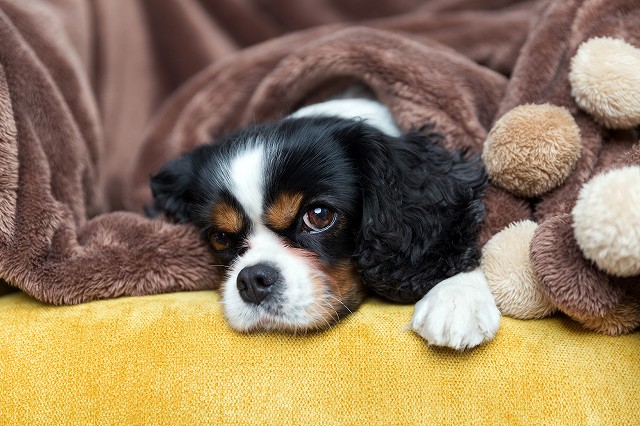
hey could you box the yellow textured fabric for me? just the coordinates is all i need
[1,291,639,425]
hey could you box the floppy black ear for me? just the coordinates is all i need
[350,127,488,303]
[148,153,196,222]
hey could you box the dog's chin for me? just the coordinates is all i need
[225,309,336,334]
[221,282,351,333]
[222,300,340,334]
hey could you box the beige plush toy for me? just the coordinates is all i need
[481,36,640,334]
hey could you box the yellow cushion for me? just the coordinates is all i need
[1,291,638,424]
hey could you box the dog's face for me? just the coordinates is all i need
[151,118,366,331]
[150,116,487,333]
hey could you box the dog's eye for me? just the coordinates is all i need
[303,207,337,233]
[209,231,231,251]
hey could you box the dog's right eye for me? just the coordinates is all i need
[209,231,231,251]
[303,206,337,234]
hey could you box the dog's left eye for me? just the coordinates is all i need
[303,207,337,233]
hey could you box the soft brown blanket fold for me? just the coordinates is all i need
[0,0,634,304]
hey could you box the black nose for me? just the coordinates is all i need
[236,263,280,305]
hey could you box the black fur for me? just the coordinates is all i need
[150,116,487,304]
[148,154,196,222]
[337,123,487,303]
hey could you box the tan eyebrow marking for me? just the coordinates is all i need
[211,202,244,234]
[265,192,305,230]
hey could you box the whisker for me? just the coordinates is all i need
[326,301,341,324]
[313,300,339,325]
[328,294,353,314]
[203,264,231,270]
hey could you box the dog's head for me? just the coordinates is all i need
[150,116,487,332]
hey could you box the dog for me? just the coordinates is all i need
[149,97,500,350]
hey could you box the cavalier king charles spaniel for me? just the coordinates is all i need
[149,97,500,350]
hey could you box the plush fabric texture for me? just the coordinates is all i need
[482,103,582,198]
[572,166,640,277]
[529,144,640,335]
[531,213,640,335]
[569,37,640,129]
[475,0,640,335]
[482,220,556,319]
[1,290,639,425]
[495,0,640,225]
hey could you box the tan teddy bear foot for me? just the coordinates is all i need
[531,213,640,336]
[482,220,556,320]
[531,142,640,335]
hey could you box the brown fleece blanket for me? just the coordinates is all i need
[0,0,635,304]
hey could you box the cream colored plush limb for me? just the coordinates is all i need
[572,166,640,277]
[570,37,640,129]
[482,220,557,319]
[482,104,582,198]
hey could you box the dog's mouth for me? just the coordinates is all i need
[231,302,341,333]
[221,282,354,334]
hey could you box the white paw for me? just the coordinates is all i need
[410,269,501,350]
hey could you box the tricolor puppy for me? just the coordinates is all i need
[149,98,500,350]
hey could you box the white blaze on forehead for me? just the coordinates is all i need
[222,143,324,331]
[229,145,265,222]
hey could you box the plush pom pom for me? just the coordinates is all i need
[570,37,640,129]
[482,220,556,319]
[572,166,640,277]
[482,104,581,198]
